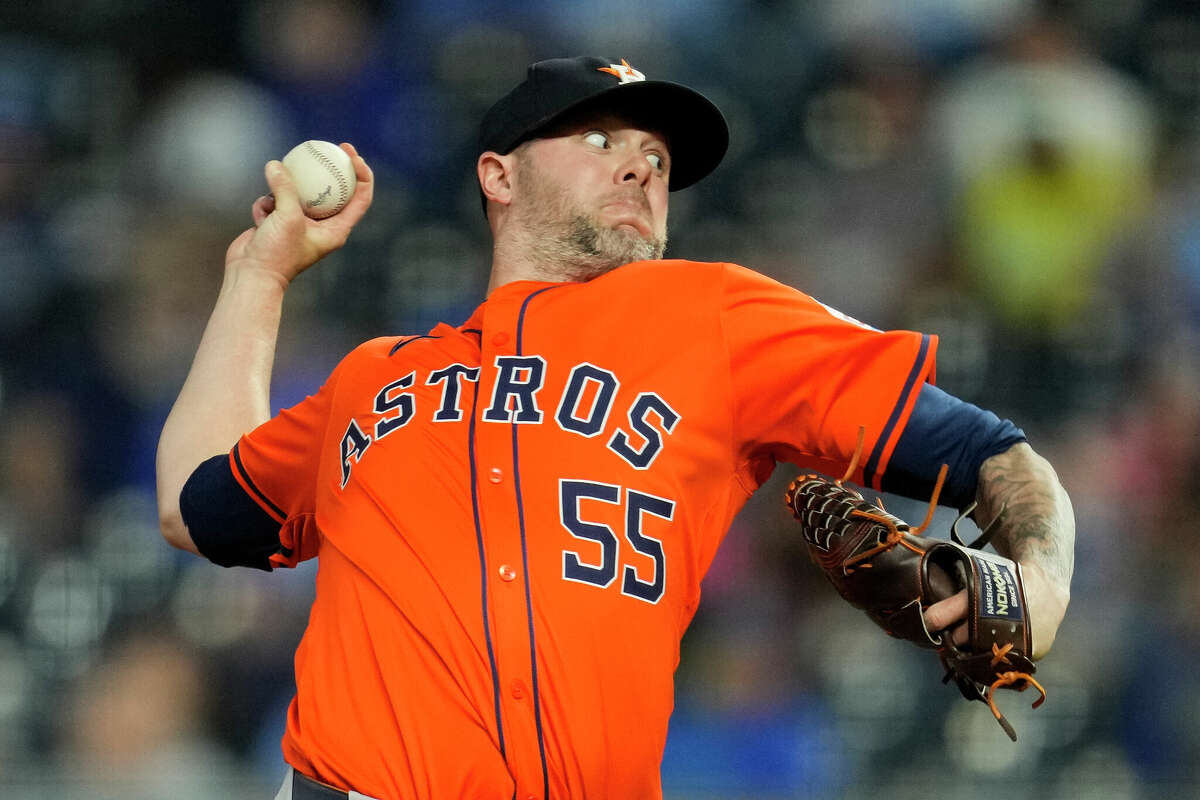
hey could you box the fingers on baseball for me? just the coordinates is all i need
[348,146,373,186]
[341,146,375,216]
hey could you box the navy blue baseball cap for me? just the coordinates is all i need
[479,56,728,192]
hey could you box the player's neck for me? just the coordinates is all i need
[487,253,561,294]
[487,235,605,293]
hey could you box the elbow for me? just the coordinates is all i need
[157,491,201,556]
[986,441,1056,484]
[1009,442,1072,499]
[159,509,189,552]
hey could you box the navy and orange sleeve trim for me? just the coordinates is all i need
[180,451,287,570]
[230,443,286,523]
[862,333,935,491]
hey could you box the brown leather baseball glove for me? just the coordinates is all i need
[784,445,1045,741]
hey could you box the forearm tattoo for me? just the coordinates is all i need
[975,443,1075,587]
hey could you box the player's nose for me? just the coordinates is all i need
[615,150,652,189]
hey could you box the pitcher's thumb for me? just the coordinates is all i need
[265,160,301,215]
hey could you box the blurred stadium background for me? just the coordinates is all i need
[2,0,1198,797]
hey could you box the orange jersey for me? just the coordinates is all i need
[231,259,936,799]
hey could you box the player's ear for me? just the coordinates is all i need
[477,151,515,209]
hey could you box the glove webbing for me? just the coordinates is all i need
[788,459,948,575]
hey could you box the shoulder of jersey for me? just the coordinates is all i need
[600,258,735,287]
[353,335,415,357]
[334,335,433,370]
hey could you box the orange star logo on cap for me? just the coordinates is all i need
[598,59,646,84]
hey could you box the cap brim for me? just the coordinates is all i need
[507,80,729,191]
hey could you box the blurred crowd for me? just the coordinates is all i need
[2,0,1199,797]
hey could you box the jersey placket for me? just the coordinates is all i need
[473,286,552,800]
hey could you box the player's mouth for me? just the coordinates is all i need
[603,200,652,237]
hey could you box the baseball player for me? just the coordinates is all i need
[156,57,1074,799]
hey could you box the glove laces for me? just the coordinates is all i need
[842,461,948,572]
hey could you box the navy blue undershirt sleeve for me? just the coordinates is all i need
[880,383,1026,509]
[179,454,285,571]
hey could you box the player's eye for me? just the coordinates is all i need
[583,131,610,149]
[646,153,665,172]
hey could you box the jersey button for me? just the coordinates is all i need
[510,680,527,700]
[489,467,503,484]
[491,332,509,346]
[498,564,517,582]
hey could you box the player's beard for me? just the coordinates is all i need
[513,151,667,283]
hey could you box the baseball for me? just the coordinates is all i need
[281,140,357,219]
